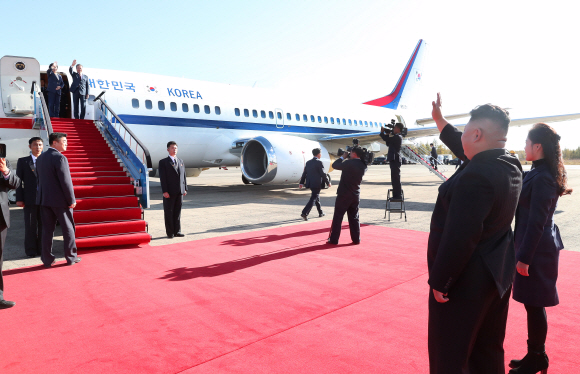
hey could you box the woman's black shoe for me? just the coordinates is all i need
[508,352,548,374]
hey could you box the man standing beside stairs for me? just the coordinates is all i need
[159,141,187,239]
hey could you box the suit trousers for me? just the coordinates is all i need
[41,206,78,265]
[163,194,183,236]
[428,282,511,374]
[302,188,323,216]
[47,92,61,118]
[73,92,87,119]
[328,193,360,244]
[0,224,6,300]
[389,161,402,198]
[24,204,42,257]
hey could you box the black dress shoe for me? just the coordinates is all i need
[351,241,361,245]
[301,214,308,221]
[319,212,325,217]
[44,260,56,268]
[326,239,338,245]
[67,257,82,266]
[0,300,16,309]
[167,235,174,239]
[389,196,403,202]
[174,233,185,237]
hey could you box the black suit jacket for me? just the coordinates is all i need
[36,148,76,207]
[299,157,329,189]
[427,124,523,298]
[0,161,21,228]
[69,67,90,96]
[159,156,187,196]
[332,157,367,196]
[380,132,402,163]
[15,155,38,206]
[431,146,438,158]
[47,65,64,95]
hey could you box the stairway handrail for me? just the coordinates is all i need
[93,93,152,169]
[31,81,53,135]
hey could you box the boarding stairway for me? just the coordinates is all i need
[400,144,448,181]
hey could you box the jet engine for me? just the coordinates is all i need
[240,135,330,184]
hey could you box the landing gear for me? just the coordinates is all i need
[242,175,250,184]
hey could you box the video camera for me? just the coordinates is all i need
[0,144,6,159]
[382,119,408,137]
[337,139,374,165]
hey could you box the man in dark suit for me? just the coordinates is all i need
[327,146,367,245]
[0,157,21,309]
[69,60,90,120]
[37,133,80,267]
[159,141,187,238]
[430,143,438,170]
[16,137,44,257]
[427,93,522,374]
[380,123,404,200]
[299,148,330,220]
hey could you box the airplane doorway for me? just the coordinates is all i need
[40,72,72,119]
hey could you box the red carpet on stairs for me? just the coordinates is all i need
[2,222,579,373]
[50,118,151,248]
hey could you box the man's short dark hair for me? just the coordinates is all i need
[430,143,434,146]
[49,133,67,145]
[469,104,510,134]
[312,148,321,156]
[29,137,43,145]
[395,123,404,131]
[352,147,364,159]
[76,64,83,68]
[167,141,177,148]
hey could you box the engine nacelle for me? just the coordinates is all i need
[241,135,330,184]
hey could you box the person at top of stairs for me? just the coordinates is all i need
[69,59,90,120]
[159,141,187,239]
[36,132,81,267]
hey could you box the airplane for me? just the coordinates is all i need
[2,39,580,187]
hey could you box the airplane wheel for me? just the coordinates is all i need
[242,175,250,185]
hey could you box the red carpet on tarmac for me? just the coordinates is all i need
[2,222,579,373]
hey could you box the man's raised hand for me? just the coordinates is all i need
[72,59,76,66]
[431,92,448,132]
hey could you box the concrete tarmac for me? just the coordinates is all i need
[4,163,579,270]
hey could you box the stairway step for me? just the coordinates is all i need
[70,166,124,172]
[70,171,127,178]
[65,156,118,161]
[68,161,120,167]
[76,220,147,238]
[74,184,134,198]
[74,207,142,224]
[75,196,138,210]
[76,232,151,249]
[72,176,131,185]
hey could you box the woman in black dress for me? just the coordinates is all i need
[509,123,572,374]
[46,61,64,117]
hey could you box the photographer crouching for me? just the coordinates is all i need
[380,120,405,201]
[327,143,370,245]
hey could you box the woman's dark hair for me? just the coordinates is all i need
[528,123,572,196]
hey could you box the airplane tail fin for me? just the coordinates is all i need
[363,39,427,110]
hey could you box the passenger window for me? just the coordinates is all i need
[310,115,315,122]
[182,103,188,112]
[194,104,200,113]
[204,105,211,114]
[317,116,322,123]
[132,99,139,108]
[244,109,249,117]
[277,112,282,120]
[170,102,177,112]
[330,118,334,124]
[354,120,357,125]
[158,101,165,110]
[269,111,274,119]
[296,113,300,121]
[235,108,240,116]
[364,121,368,126]
[145,100,152,110]
[303,114,307,121]
[252,109,258,118]
[286,113,291,120]
[215,106,221,115]
[348,119,352,125]
[324,117,328,124]
[343,119,346,125]
[261,110,266,118]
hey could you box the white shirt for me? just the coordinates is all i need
[169,155,177,164]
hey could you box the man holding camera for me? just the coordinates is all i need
[299,148,330,220]
[0,154,21,309]
[327,146,367,245]
[380,122,404,200]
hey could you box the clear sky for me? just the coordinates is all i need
[3,0,578,150]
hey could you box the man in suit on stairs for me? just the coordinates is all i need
[37,133,81,267]
[16,137,44,257]
[299,148,330,220]
[159,141,187,238]
[69,60,90,120]
[0,157,21,309]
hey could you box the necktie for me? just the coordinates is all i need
[172,158,178,171]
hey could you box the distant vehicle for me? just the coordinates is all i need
[402,156,416,165]
[372,156,388,165]
[449,157,461,166]
[439,154,452,164]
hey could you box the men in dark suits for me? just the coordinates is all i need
[0,157,21,309]
[327,147,367,245]
[69,60,90,119]
[380,123,404,200]
[16,137,44,257]
[430,143,438,170]
[427,93,522,374]
[299,148,330,220]
[47,62,64,118]
[159,141,187,238]
[37,133,80,267]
